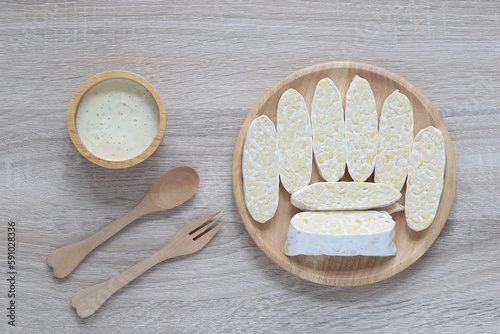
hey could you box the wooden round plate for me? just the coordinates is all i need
[231,62,456,286]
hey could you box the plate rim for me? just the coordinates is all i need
[231,61,456,286]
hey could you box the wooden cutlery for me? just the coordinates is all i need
[70,212,224,318]
[47,166,200,278]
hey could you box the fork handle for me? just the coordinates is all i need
[47,199,155,278]
[71,250,174,318]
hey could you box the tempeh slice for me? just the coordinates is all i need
[311,78,346,181]
[375,90,414,190]
[345,75,378,182]
[242,115,280,223]
[290,182,401,211]
[285,211,397,256]
[277,88,313,194]
[405,126,446,231]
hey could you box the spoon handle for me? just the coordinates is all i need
[70,251,166,318]
[47,199,156,278]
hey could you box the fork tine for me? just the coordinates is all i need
[191,217,222,239]
[192,221,225,246]
[179,212,219,234]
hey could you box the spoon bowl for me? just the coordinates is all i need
[147,166,200,211]
[47,166,200,278]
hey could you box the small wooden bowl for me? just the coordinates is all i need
[67,71,166,169]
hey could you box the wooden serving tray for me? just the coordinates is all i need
[232,62,456,286]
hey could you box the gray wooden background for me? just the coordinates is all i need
[1,1,499,333]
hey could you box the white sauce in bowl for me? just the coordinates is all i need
[76,79,160,161]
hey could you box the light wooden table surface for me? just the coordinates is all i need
[1,1,499,333]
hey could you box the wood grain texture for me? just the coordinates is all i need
[1,1,499,333]
[232,62,456,286]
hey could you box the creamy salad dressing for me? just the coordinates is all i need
[76,79,160,161]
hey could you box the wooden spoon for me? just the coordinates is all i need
[46,166,200,278]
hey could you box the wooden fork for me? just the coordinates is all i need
[70,212,224,318]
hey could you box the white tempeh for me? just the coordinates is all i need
[277,88,313,194]
[285,211,397,256]
[242,115,280,223]
[405,126,446,231]
[290,182,401,211]
[375,90,414,190]
[345,75,378,182]
[377,203,404,214]
[311,78,346,181]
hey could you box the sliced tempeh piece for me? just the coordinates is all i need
[405,126,446,231]
[285,211,397,256]
[290,182,401,211]
[277,88,313,194]
[345,75,378,182]
[242,115,280,223]
[311,78,346,181]
[377,203,404,214]
[375,90,414,190]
